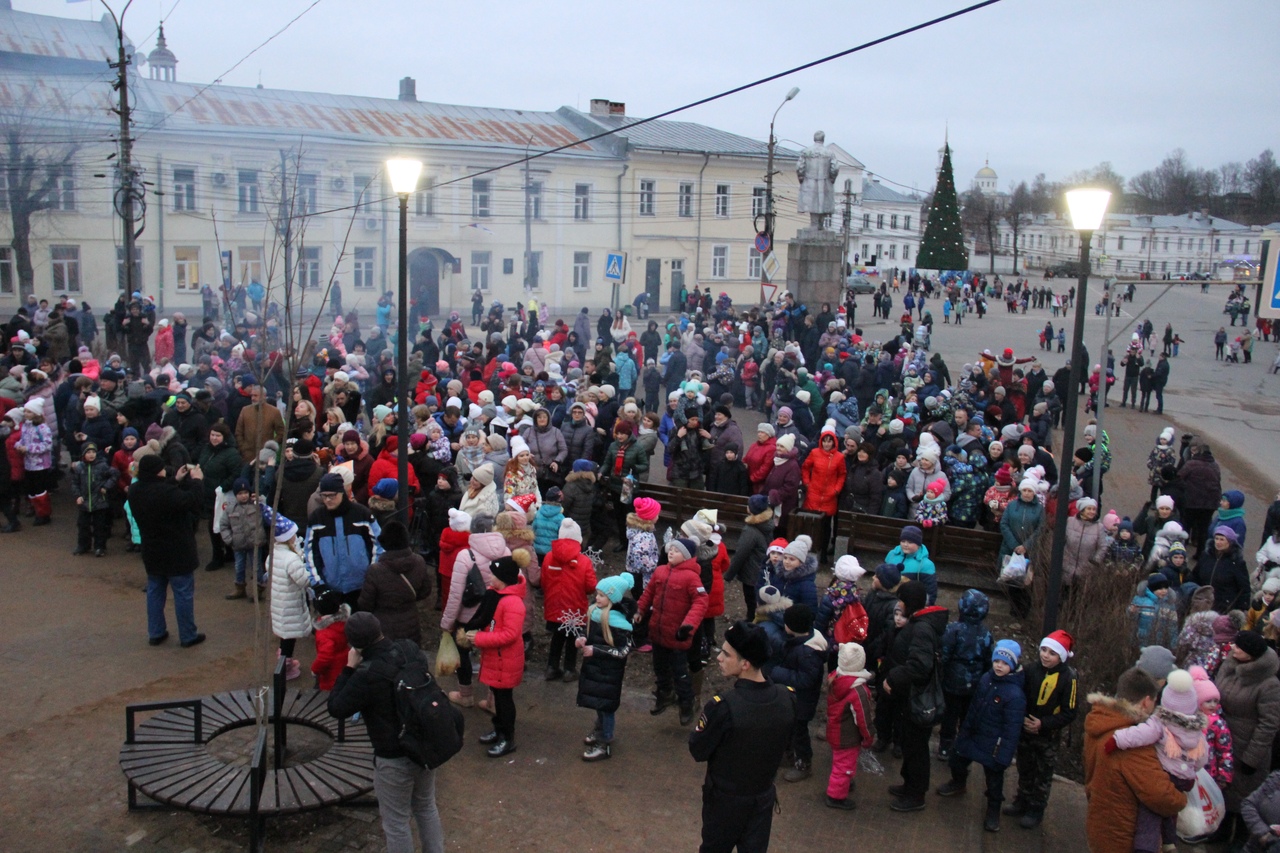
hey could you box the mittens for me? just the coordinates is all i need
[676,624,694,642]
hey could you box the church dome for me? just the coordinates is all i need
[975,161,997,179]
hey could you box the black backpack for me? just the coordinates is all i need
[460,551,486,608]
[372,641,465,769]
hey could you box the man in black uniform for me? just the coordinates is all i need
[688,621,795,853]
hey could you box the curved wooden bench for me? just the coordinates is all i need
[120,687,374,818]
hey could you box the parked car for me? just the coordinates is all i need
[845,274,877,294]
[1046,261,1087,279]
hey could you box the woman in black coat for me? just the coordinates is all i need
[575,574,634,761]
[1193,528,1251,613]
[843,442,884,514]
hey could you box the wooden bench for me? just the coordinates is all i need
[120,658,375,849]
[636,483,752,542]
[835,510,1004,590]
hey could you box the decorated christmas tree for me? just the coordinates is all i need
[916,143,970,272]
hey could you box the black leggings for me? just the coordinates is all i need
[456,646,473,686]
[491,687,516,740]
[547,621,578,671]
[280,638,297,657]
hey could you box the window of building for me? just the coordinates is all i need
[711,245,728,278]
[414,175,435,217]
[1117,235,1125,250]
[173,246,199,291]
[715,184,730,218]
[239,246,263,287]
[503,258,514,275]
[902,244,910,261]
[1214,239,1221,252]
[862,213,871,230]
[752,186,767,218]
[1068,234,1074,249]
[471,251,491,291]
[353,247,375,289]
[890,214,898,230]
[528,181,543,220]
[904,215,912,231]
[1197,261,1204,272]
[1162,238,1169,252]
[1245,240,1251,255]
[639,180,655,216]
[472,178,491,219]
[1140,236,1147,251]
[1176,238,1183,251]
[574,184,591,220]
[51,245,80,291]
[1138,261,1145,273]
[876,214,884,229]
[237,170,259,213]
[353,174,374,209]
[888,244,897,260]
[572,252,590,290]
[526,251,542,290]
[748,247,762,279]
[678,182,693,217]
[172,168,196,211]
[297,173,318,215]
[1175,261,1181,273]
[874,244,883,261]
[0,247,12,294]
[1229,239,1235,253]
[861,243,870,260]
[1199,239,1205,251]
[116,246,142,292]
[1161,261,1168,272]
[47,165,75,211]
[299,246,321,289]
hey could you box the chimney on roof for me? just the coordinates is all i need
[399,77,417,102]
[589,99,625,116]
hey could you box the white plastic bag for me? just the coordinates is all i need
[211,486,227,532]
[999,553,1029,584]
[1176,768,1225,841]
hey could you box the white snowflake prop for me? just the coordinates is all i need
[583,545,605,565]
[557,609,587,639]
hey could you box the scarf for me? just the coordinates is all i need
[1217,507,1245,523]
[613,441,628,476]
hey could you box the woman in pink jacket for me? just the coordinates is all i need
[464,555,527,758]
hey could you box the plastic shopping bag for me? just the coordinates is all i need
[1176,768,1225,841]
[998,553,1029,585]
[434,630,461,678]
[211,486,227,532]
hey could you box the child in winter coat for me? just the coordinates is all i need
[1107,669,1208,853]
[265,507,313,681]
[1147,427,1178,502]
[218,478,267,598]
[1129,573,1180,649]
[771,603,829,782]
[913,477,950,528]
[886,525,938,605]
[70,442,114,556]
[462,555,527,756]
[560,458,596,544]
[437,509,472,606]
[707,442,749,495]
[111,427,140,510]
[1108,518,1144,565]
[1145,521,1188,573]
[540,518,597,681]
[1007,631,1078,828]
[1189,665,1233,791]
[576,572,635,761]
[936,639,1027,834]
[815,555,866,660]
[938,589,994,760]
[1155,541,1191,589]
[1246,575,1280,631]
[1211,489,1248,545]
[881,468,910,519]
[625,497,661,650]
[634,537,709,724]
[16,400,53,525]
[825,642,875,809]
[532,487,566,561]
[310,588,350,691]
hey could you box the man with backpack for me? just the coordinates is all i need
[328,612,453,853]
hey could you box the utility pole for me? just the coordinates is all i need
[105,1,140,297]
[523,136,534,295]
[841,178,853,278]
[760,87,798,305]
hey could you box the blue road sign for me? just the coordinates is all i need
[1270,254,1280,311]
[755,232,771,253]
[605,252,624,281]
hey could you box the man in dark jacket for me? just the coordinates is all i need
[162,393,210,459]
[1177,441,1222,558]
[277,438,323,528]
[884,580,949,812]
[327,612,445,853]
[129,454,205,647]
[663,343,687,395]
[770,604,828,783]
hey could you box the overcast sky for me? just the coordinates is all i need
[23,0,1280,196]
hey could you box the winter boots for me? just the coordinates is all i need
[984,801,1002,832]
[935,779,966,797]
[783,759,812,782]
[650,690,676,716]
[936,738,954,761]
[448,685,475,707]
[31,491,51,526]
[225,584,247,600]
[582,742,611,762]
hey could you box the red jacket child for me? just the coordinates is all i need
[310,602,351,691]
[635,540,708,651]
[438,510,472,588]
[704,537,730,619]
[826,666,874,748]
[540,528,597,626]
[472,570,527,690]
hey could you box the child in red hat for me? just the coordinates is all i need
[1005,629,1078,828]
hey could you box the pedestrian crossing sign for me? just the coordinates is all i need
[605,252,625,281]
[1260,235,1280,319]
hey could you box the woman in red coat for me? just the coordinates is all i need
[466,556,527,757]
[744,425,777,495]
[367,435,419,497]
[802,423,847,560]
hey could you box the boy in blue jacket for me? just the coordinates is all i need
[770,603,829,784]
[885,525,938,604]
[935,639,1026,833]
[937,589,994,759]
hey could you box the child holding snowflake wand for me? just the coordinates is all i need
[540,518,598,681]
[576,572,636,761]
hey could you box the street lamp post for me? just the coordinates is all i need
[386,158,423,520]
[761,87,799,304]
[1042,188,1110,635]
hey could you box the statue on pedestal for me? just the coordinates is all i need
[796,130,840,230]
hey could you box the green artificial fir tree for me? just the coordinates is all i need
[917,143,970,272]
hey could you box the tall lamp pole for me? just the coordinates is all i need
[760,87,799,304]
[1043,188,1110,635]
[386,158,423,520]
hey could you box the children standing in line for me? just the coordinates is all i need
[825,642,875,809]
[936,639,1027,833]
[310,588,351,691]
[1004,631,1078,829]
[531,486,566,562]
[218,478,266,599]
[576,573,635,761]
[937,590,994,760]
[70,442,114,556]
[540,518,597,682]
[771,604,829,783]
[634,538,709,726]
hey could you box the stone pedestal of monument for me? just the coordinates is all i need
[786,227,844,309]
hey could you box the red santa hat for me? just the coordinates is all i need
[1039,630,1074,661]
[1003,348,1014,359]
[506,493,538,514]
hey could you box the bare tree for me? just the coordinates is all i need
[961,189,999,273]
[1005,181,1034,274]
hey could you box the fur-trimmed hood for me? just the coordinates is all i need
[754,593,794,619]
[626,512,654,531]
[1084,692,1148,733]
[745,508,775,526]
[368,494,396,514]
[313,603,351,631]
[565,469,596,485]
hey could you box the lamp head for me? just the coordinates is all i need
[386,158,424,195]
[1066,188,1111,232]
[785,87,800,101]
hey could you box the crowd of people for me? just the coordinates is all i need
[6,276,1280,853]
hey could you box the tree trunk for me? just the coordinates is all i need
[10,213,35,299]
